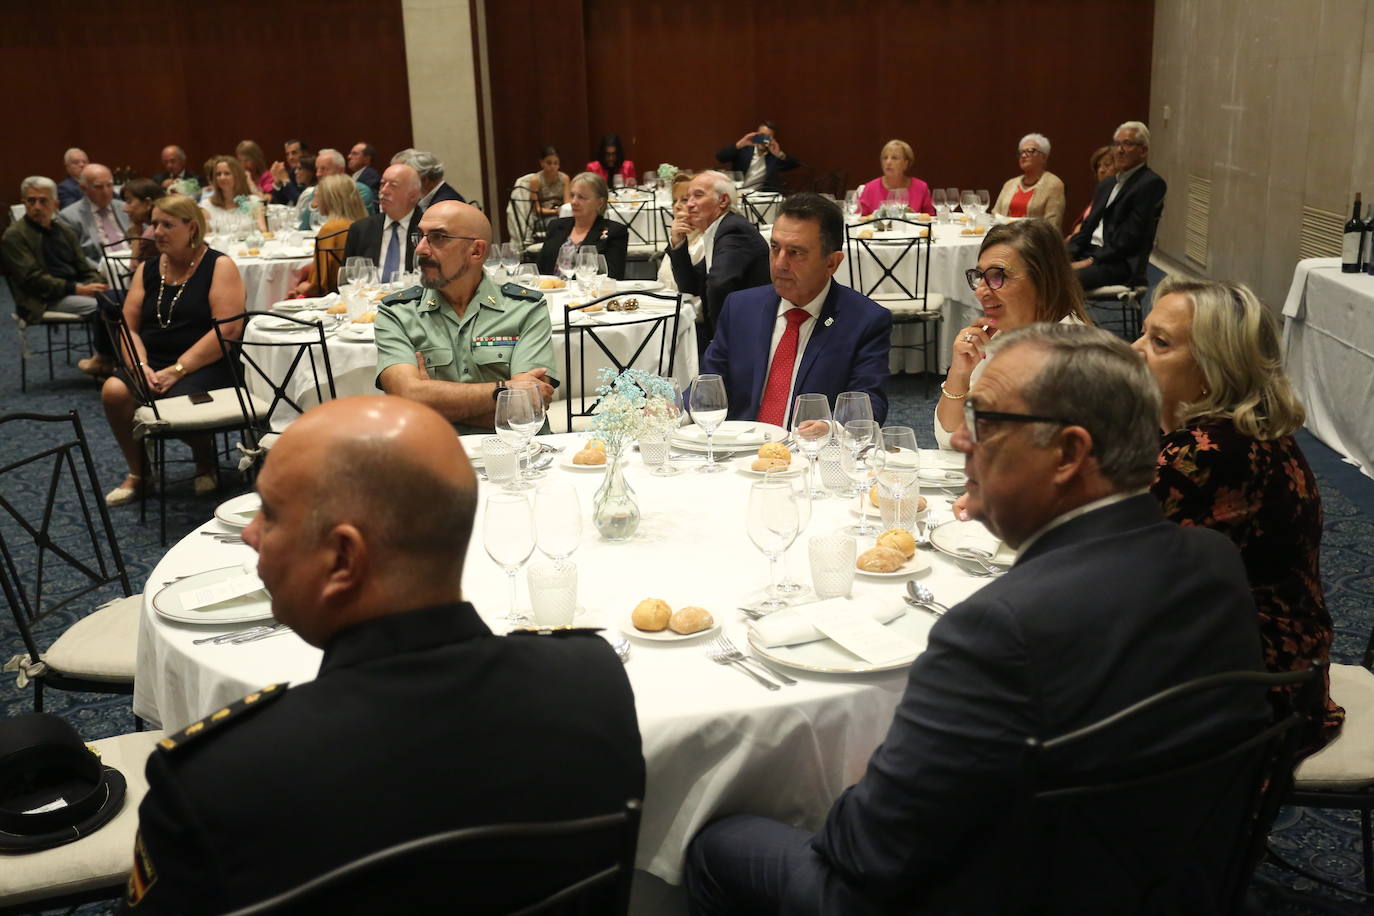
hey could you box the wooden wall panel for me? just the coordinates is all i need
[485,0,1154,234]
[1,1,412,204]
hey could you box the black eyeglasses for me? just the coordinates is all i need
[965,266,1015,291]
[1017,148,1044,157]
[409,230,481,249]
[963,402,1068,444]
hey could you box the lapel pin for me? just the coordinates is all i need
[824,317,834,327]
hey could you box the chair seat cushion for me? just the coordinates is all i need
[1086,285,1145,300]
[1293,663,1374,791]
[42,594,140,682]
[546,396,601,434]
[873,293,946,316]
[38,311,90,324]
[133,388,267,433]
[0,730,164,906]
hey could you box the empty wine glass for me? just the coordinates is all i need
[575,246,598,294]
[832,391,874,442]
[500,242,519,278]
[839,420,880,536]
[945,187,959,212]
[792,393,833,499]
[495,388,540,490]
[556,242,577,284]
[932,188,948,223]
[977,189,991,213]
[772,470,812,596]
[484,491,535,623]
[689,374,728,474]
[871,426,921,529]
[533,479,581,561]
[843,190,858,218]
[961,191,979,219]
[747,478,801,610]
[508,380,547,479]
[515,263,538,288]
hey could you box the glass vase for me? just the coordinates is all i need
[593,448,641,542]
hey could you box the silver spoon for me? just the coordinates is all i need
[907,580,951,615]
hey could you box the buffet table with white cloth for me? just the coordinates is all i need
[240,280,699,429]
[132,434,994,887]
[1281,257,1374,476]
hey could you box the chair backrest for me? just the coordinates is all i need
[845,220,934,307]
[101,239,145,296]
[561,291,682,431]
[220,799,641,915]
[0,411,132,663]
[507,178,540,249]
[606,194,658,248]
[1126,198,1166,288]
[101,306,164,420]
[213,312,337,444]
[740,191,783,228]
[312,227,350,295]
[1017,666,1323,914]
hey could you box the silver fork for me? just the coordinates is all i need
[706,641,780,690]
[715,634,797,686]
[193,625,273,645]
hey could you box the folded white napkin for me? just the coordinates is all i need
[749,598,905,648]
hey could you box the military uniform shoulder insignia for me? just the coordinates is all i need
[156,682,289,754]
[381,285,424,306]
[500,282,544,303]
[507,626,605,638]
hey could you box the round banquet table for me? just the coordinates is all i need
[101,249,312,313]
[132,433,995,888]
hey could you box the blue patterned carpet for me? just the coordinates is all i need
[2,285,1372,914]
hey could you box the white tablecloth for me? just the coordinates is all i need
[100,251,311,313]
[240,283,699,430]
[133,437,990,885]
[1281,258,1374,476]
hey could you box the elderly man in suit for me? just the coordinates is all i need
[700,192,890,425]
[1067,120,1167,291]
[124,395,644,914]
[685,323,1267,915]
[152,145,196,190]
[347,141,382,197]
[57,163,128,265]
[56,148,88,208]
[393,148,466,210]
[343,163,423,282]
[666,170,770,341]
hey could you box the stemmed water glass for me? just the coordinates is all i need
[932,188,948,223]
[689,374,728,474]
[484,491,535,623]
[945,187,959,213]
[839,420,880,536]
[871,426,921,528]
[747,477,801,611]
[961,191,979,220]
[507,379,547,479]
[500,242,519,278]
[772,468,812,596]
[533,479,581,562]
[495,388,541,490]
[977,189,991,214]
[843,190,859,218]
[556,243,577,285]
[791,393,832,499]
[575,246,599,295]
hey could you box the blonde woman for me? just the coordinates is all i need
[235,139,273,196]
[1135,276,1341,752]
[201,156,266,234]
[857,139,934,216]
[293,174,367,297]
[991,133,1066,230]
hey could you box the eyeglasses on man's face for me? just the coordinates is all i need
[962,401,1068,444]
[965,266,1016,291]
[1111,139,1143,149]
[410,230,481,250]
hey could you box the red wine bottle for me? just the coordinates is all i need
[1343,193,1363,272]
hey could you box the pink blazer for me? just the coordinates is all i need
[858,177,935,217]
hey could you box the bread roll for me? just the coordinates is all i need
[757,442,791,461]
[353,311,376,324]
[856,546,906,573]
[572,448,606,466]
[751,457,790,472]
[325,302,348,314]
[632,598,672,631]
[669,606,714,635]
[585,439,607,452]
[877,528,917,558]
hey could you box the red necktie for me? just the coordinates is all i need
[756,308,811,426]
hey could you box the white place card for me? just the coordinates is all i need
[799,602,920,666]
[176,574,265,613]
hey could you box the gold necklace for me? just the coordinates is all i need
[155,249,202,329]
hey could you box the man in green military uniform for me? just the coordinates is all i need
[375,200,556,434]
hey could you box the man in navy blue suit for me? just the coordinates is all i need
[699,192,891,426]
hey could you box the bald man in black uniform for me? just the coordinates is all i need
[122,397,644,913]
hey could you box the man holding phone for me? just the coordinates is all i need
[716,121,799,193]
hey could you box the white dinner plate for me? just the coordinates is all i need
[253,311,325,331]
[261,248,312,259]
[619,613,720,642]
[732,455,807,477]
[855,550,930,579]
[272,294,338,312]
[615,279,666,293]
[672,421,786,452]
[335,324,376,342]
[560,450,610,471]
[748,608,925,673]
[152,566,275,626]
[929,519,1017,566]
[213,493,261,529]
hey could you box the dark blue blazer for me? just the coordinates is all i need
[715,145,800,194]
[1067,165,1167,284]
[425,181,466,207]
[700,280,891,425]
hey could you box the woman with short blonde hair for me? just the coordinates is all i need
[856,139,934,216]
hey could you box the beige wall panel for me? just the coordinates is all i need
[1268,56,1315,194]
[402,0,486,207]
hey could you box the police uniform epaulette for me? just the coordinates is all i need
[156,683,289,754]
[500,282,544,303]
[380,285,424,306]
[506,626,605,638]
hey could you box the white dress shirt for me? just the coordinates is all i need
[378,208,416,276]
[701,211,726,272]
[743,147,768,191]
[764,279,831,425]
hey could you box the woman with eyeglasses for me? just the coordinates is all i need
[535,172,628,279]
[856,139,935,217]
[1133,276,1341,752]
[991,133,1065,231]
[292,175,368,297]
[934,219,1089,448]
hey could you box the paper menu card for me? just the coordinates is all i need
[798,601,920,666]
[175,574,266,613]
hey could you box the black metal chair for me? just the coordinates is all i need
[740,191,783,228]
[608,193,659,264]
[100,237,144,296]
[1017,666,1322,914]
[555,291,683,433]
[0,411,139,717]
[102,309,254,544]
[1084,201,1165,341]
[220,799,642,915]
[213,311,338,469]
[845,219,943,379]
[2,270,97,394]
[507,181,545,258]
[312,226,349,295]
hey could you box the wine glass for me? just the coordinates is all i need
[495,388,539,490]
[515,263,538,289]
[747,477,801,610]
[500,242,519,278]
[484,491,535,623]
[791,393,832,499]
[507,381,547,479]
[932,188,948,222]
[832,391,874,436]
[533,479,581,562]
[961,191,980,220]
[772,469,812,596]
[556,243,577,285]
[945,187,959,212]
[977,189,991,213]
[574,246,599,294]
[596,254,611,292]
[843,190,858,218]
[839,420,880,536]
[871,426,921,529]
[688,374,728,474]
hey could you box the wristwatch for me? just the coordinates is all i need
[491,381,507,402]
[173,362,187,377]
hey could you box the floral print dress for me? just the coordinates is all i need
[1152,418,1344,748]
